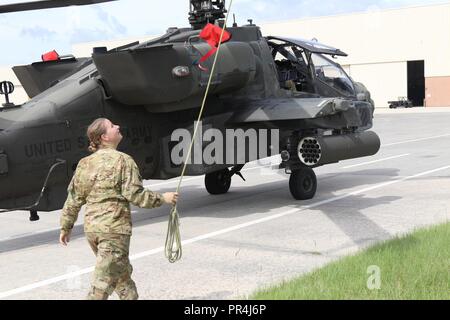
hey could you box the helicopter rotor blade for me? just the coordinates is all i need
[0,0,117,14]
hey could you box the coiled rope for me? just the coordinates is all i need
[165,0,234,263]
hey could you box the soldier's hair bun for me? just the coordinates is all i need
[88,141,100,153]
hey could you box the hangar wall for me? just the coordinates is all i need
[426,77,450,107]
[345,62,408,109]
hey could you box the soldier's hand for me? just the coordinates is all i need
[59,230,71,246]
[163,192,179,206]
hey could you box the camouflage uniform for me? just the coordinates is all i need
[60,147,164,300]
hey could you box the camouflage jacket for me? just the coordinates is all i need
[60,147,164,235]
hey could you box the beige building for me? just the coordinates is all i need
[260,2,450,108]
[1,2,449,108]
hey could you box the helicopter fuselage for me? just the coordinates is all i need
[0,25,378,212]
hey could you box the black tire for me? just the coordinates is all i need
[289,168,317,200]
[205,169,231,195]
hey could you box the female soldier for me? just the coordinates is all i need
[59,118,178,300]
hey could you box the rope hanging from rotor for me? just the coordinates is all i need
[165,0,234,263]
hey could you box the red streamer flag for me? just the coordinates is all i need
[197,23,231,71]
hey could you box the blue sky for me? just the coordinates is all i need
[0,0,447,66]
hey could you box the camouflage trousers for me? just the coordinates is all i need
[85,233,138,300]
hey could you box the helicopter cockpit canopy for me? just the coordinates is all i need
[267,36,348,57]
[266,36,355,97]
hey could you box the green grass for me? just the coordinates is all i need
[250,222,450,300]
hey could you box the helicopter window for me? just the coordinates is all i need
[311,53,355,96]
[269,42,312,93]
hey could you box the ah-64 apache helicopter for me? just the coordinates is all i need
[0,0,380,221]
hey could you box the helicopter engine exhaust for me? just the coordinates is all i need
[297,131,380,167]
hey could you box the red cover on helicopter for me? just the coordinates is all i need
[41,50,60,62]
[197,23,231,70]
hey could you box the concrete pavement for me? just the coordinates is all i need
[0,109,449,300]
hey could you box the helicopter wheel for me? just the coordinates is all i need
[205,168,231,195]
[289,167,317,200]
[29,210,40,222]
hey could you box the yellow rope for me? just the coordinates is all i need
[165,0,235,263]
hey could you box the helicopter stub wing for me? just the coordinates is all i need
[231,98,351,122]
[229,97,374,129]
[0,0,117,14]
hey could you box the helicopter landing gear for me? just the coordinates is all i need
[205,169,231,195]
[289,167,317,200]
[205,165,246,195]
[29,210,40,222]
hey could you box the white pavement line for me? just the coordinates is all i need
[342,154,411,169]
[382,133,450,147]
[1,164,450,299]
[0,227,64,242]
[0,266,95,299]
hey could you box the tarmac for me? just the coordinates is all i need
[0,107,449,300]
